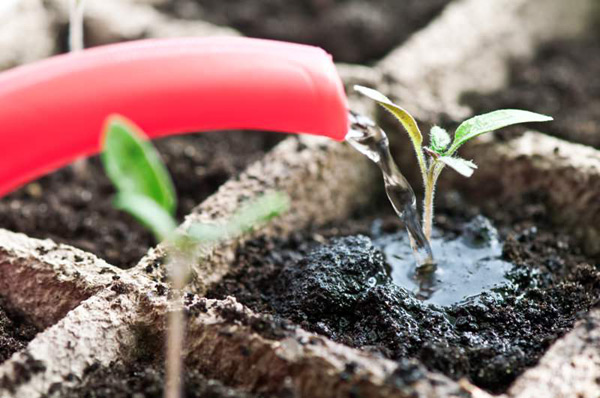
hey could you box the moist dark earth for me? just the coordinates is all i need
[161,0,453,63]
[208,190,600,393]
[463,37,600,148]
[0,296,38,364]
[42,360,263,398]
[0,132,282,269]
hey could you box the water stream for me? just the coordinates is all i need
[346,111,433,267]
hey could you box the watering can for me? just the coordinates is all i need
[0,37,349,197]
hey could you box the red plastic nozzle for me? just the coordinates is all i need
[0,37,349,197]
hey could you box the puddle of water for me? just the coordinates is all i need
[374,217,515,307]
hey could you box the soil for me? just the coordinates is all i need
[0,296,38,364]
[161,0,453,63]
[41,360,266,398]
[0,132,282,269]
[207,190,600,393]
[462,37,600,148]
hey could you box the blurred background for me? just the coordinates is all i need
[0,0,598,265]
[0,0,453,68]
[0,0,460,268]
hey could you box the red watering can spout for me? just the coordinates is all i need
[0,37,349,197]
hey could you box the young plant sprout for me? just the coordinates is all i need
[354,85,552,244]
[101,116,289,398]
[69,0,86,53]
[70,0,88,177]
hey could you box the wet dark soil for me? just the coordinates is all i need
[162,0,453,63]
[462,37,600,148]
[0,132,282,269]
[42,360,263,398]
[0,296,38,364]
[207,190,600,393]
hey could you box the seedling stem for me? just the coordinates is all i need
[69,0,85,52]
[69,0,88,177]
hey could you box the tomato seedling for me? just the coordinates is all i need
[355,85,552,242]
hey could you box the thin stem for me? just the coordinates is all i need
[70,0,88,177]
[413,145,433,243]
[422,161,445,241]
[410,142,430,235]
[422,165,435,242]
[69,0,85,52]
[165,255,187,398]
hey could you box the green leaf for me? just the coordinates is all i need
[114,192,177,241]
[429,126,451,153]
[101,115,177,215]
[230,191,290,233]
[187,191,290,243]
[354,85,423,147]
[449,109,553,154]
[439,157,478,177]
[185,224,230,244]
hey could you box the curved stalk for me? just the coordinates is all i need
[415,147,429,189]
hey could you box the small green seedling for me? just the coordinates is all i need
[101,115,289,245]
[354,85,552,242]
[102,116,177,240]
[100,115,289,398]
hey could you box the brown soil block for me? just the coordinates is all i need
[160,0,453,63]
[0,296,38,364]
[0,132,282,269]
[462,34,600,148]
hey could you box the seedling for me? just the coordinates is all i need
[355,85,552,242]
[70,0,88,177]
[101,115,289,398]
[69,0,86,52]
[101,115,289,244]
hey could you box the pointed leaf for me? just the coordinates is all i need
[101,115,177,215]
[429,126,451,153]
[354,85,422,147]
[186,224,230,244]
[187,191,290,244]
[114,192,177,241]
[227,191,290,235]
[449,109,552,154]
[439,157,478,177]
